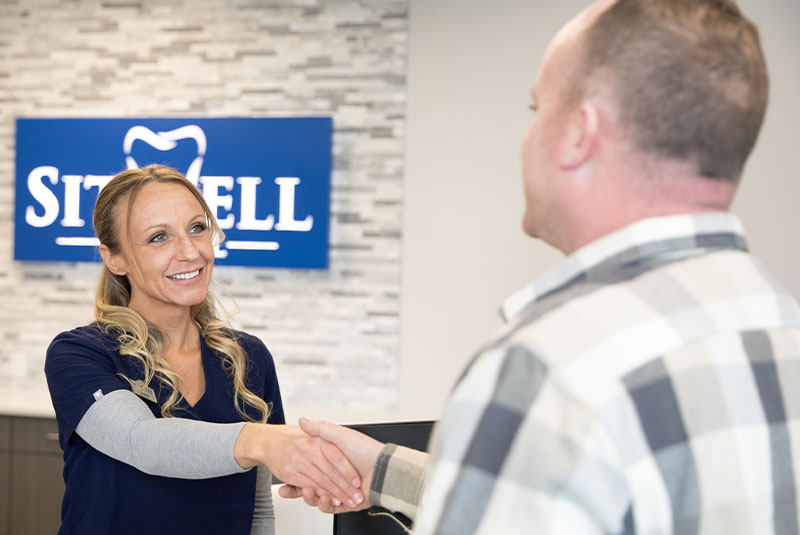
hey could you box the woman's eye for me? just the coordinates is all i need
[149,232,167,243]
[190,222,207,233]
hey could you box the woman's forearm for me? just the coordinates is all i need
[77,388,364,506]
[76,389,248,479]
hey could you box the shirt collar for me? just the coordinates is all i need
[500,212,747,323]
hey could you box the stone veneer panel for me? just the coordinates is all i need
[0,0,408,408]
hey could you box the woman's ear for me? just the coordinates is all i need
[558,101,599,170]
[99,244,128,276]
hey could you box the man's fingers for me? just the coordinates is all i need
[297,419,362,491]
[302,442,362,506]
[321,441,362,489]
[299,418,349,447]
[311,440,355,492]
[280,426,359,506]
[313,419,350,445]
[298,416,320,437]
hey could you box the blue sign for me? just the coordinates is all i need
[14,117,332,269]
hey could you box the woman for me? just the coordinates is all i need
[44,165,362,535]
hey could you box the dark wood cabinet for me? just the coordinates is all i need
[10,454,64,534]
[1,415,10,535]
[0,451,10,535]
[0,416,9,449]
[0,415,64,535]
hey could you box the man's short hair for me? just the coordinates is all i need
[576,0,768,181]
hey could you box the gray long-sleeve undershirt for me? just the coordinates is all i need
[76,388,275,534]
[252,463,276,535]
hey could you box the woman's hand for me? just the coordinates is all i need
[234,422,364,508]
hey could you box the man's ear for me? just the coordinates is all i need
[558,101,599,170]
[99,244,128,276]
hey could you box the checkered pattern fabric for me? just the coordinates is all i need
[370,443,429,519]
[371,213,800,534]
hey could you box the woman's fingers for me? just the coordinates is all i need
[278,483,371,515]
[291,456,349,507]
[278,484,303,499]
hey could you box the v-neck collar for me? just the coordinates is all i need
[177,333,215,413]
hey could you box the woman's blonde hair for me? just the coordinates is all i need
[93,164,269,422]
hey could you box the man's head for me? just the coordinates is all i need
[520,0,768,251]
[576,0,768,180]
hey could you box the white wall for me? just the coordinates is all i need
[733,0,800,290]
[285,0,800,428]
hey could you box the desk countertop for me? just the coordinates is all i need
[0,386,56,418]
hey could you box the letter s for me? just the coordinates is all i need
[25,166,59,228]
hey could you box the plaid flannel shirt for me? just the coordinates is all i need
[370,212,800,534]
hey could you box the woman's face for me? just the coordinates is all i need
[102,181,215,321]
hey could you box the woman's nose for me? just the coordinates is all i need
[176,233,200,260]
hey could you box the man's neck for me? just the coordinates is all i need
[558,172,737,255]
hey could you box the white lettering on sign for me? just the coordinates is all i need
[23,165,312,257]
[200,175,235,230]
[25,166,59,228]
[236,177,274,231]
[59,174,114,227]
[61,175,84,227]
[275,177,313,231]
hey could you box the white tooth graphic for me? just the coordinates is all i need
[123,125,207,185]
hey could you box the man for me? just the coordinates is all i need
[284,0,800,532]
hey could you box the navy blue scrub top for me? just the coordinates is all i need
[44,324,285,535]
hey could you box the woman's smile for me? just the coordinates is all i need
[167,268,202,281]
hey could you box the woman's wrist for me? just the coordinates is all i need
[233,422,270,469]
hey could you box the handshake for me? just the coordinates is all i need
[239,417,386,514]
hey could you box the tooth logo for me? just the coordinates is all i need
[123,125,206,184]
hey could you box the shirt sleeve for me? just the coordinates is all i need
[44,327,131,444]
[75,388,249,478]
[411,344,630,535]
[370,443,429,520]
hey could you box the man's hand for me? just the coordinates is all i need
[278,417,385,514]
[234,423,364,508]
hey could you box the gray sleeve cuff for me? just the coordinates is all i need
[76,388,249,479]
